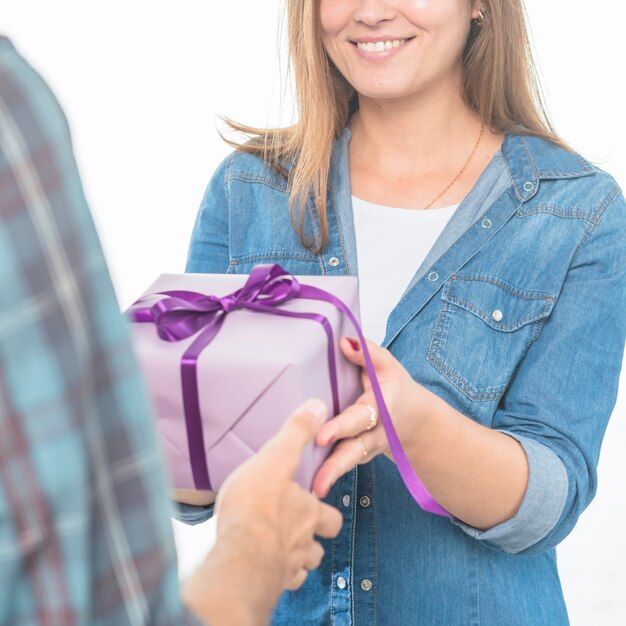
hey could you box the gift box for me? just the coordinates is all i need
[127,265,363,493]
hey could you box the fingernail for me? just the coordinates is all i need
[347,337,360,351]
[322,431,336,446]
[302,398,328,423]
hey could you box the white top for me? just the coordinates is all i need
[352,196,459,345]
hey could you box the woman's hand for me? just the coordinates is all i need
[312,336,423,499]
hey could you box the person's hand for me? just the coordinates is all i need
[215,397,342,591]
[312,337,422,499]
[182,398,343,626]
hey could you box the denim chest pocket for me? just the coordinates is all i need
[427,274,557,402]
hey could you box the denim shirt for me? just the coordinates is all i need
[179,129,626,625]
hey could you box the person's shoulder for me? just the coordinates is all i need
[207,146,292,196]
[505,133,622,215]
[517,134,618,186]
[0,35,71,144]
[230,148,291,188]
[0,35,19,68]
[209,128,347,193]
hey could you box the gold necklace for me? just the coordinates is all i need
[421,121,485,210]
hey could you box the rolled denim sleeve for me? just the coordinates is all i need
[449,434,568,553]
[171,501,215,526]
[451,181,626,555]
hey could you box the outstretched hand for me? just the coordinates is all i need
[215,398,343,591]
[182,399,344,626]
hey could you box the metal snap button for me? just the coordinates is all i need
[481,218,492,229]
[328,257,340,267]
[342,495,351,507]
[337,576,347,590]
[428,272,439,282]
[492,309,503,322]
[523,181,534,192]
[361,579,373,592]
[359,496,371,508]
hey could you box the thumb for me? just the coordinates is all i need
[340,336,392,371]
[260,398,328,478]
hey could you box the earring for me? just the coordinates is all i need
[474,8,486,26]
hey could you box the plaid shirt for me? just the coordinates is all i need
[0,36,204,625]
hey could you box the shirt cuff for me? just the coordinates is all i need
[171,501,215,526]
[449,432,568,554]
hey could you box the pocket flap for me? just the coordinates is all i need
[441,274,557,332]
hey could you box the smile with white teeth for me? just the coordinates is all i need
[356,38,408,52]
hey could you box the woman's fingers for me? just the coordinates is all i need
[339,336,395,371]
[316,397,379,446]
[312,430,383,498]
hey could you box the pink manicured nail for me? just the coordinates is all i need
[347,337,360,351]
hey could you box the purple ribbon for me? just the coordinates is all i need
[130,264,448,517]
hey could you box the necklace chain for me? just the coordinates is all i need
[421,121,485,210]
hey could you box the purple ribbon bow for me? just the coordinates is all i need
[130,264,448,517]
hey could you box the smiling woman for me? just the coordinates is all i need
[178,1,626,624]
[0,0,626,626]
[320,0,475,97]
[1,0,623,624]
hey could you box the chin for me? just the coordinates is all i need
[355,86,417,102]
[350,76,419,102]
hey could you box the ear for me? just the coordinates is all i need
[470,1,484,21]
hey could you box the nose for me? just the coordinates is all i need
[354,0,396,27]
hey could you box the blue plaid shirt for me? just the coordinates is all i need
[0,36,204,626]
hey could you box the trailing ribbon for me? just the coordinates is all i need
[130,264,448,517]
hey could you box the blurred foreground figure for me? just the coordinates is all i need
[0,36,341,626]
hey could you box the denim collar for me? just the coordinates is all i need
[337,126,594,188]
[329,128,596,276]
[327,127,597,346]
[499,133,595,202]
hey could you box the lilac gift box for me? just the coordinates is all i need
[127,266,363,493]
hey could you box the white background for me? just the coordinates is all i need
[2,1,625,623]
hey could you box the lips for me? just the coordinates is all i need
[355,38,409,52]
[349,35,416,59]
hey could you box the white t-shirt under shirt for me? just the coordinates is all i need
[352,195,459,345]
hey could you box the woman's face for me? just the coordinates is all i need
[319,0,482,101]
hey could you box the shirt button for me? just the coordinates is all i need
[328,256,340,267]
[523,181,535,192]
[359,496,371,508]
[342,495,351,507]
[428,271,439,282]
[337,576,347,590]
[360,579,373,592]
[492,309,503,322]
[481,218,492,228]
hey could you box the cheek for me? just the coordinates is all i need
[406,0,473,31]
[319,1,352,71]
[412,3,473,58]
[318,0,349,38]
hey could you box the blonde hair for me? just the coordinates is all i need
[224,0,564,254]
